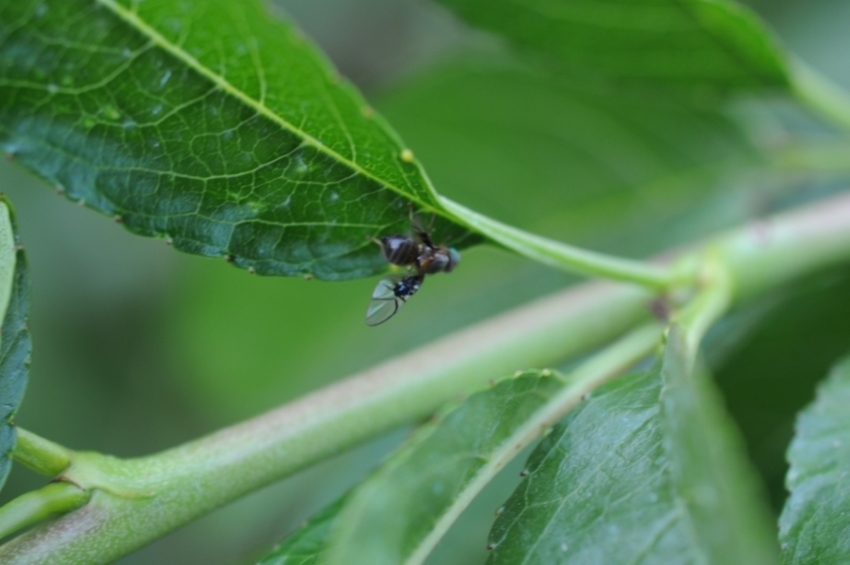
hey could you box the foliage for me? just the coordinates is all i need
[0,0,849,563]
[0,200,29,493]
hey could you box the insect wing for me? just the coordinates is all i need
[365,276,422,326]
[410,214,435,248]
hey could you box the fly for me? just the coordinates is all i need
[365,214,460,326]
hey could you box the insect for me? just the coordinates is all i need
[365,216,460,326]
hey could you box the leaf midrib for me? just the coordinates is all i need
[95,0,442,213]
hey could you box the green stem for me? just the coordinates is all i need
[674,252,733,369]
[4,192,850,564]
[717,190,850,302]
[439,195,683,290]
[346,322,663,565]
[0,281,653,564]
[12,429,73,477]
[790,58,850,133]
[0,483,89,541]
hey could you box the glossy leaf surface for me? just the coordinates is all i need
[0,198,31,492]
[488,332,778,564]
[779,355,850,565]
[437,0,789,95]
[659,328,778,564]
[0,0,470,280]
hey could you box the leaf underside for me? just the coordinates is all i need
[779,355,850,565]
[488,333,778,564]
[0,0,472,280]
[437,0,789,96]
[0,199,31,493]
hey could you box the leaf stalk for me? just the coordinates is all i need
[3,192,850,563]
[12,429,73,478]
[0,483,89,542]
[439,195,685,290]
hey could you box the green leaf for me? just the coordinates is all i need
[0,197,30,492]
[487,369,673,563]
[660,327,778,564]
[323,372,564,565]
[488,330,778,564]
[257,373,564,565]
[171,58,767,419]
[380,60,764,253]
[779,354,850,565]
[0,0,471,280]
[259,324,660,565]
[436,0,790,95]
[257,498,345,565]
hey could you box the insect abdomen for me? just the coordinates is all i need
[380,235,420,266]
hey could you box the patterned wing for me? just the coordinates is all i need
[365,275,423,326]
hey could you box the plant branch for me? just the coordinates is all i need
[335,322,663,565]
[0,281,654,564]
[3,192,850,564]
[790,58,850,133]
[439,195,684,290]
[674,252,733,369]
[12,429,73,478]
[717,190,850,301]
[0,483,89,542]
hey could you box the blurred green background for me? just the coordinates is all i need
[1,0,849,563]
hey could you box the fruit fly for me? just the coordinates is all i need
[365,215,460,326]
[365,274,424,326]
